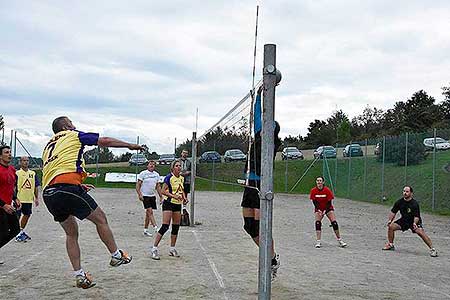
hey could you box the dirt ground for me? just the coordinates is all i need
[1,189,449,300]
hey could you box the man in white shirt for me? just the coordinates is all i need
[136,160,162,236]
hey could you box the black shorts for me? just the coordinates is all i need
[143,196,157,210]
[241,180,260,209]
[43,184,98,222]
[183,183,191,195]
[395,218,423,232]
[162,200,182,212]
[19,203,33,216]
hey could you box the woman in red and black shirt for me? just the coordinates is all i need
[309,176,347,248]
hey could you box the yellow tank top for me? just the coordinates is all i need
[16,169,38,203]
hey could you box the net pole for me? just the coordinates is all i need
[404,132,408,185]
[190,131,197,226]
[432,128,436,211]
[258,43,277,300]
[381,136,386,201]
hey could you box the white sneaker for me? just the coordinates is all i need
[430,248,438,257]
[151,248,160,260]
[168,248,180,257]
[338,239,347,248]
[315,241,321,248]
[143,230,153,237]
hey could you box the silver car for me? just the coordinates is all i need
[281,147,304,160]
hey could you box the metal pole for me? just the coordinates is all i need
[135,136,139,180]
[212,141,216,191]
[335,143,338,193]
[363,139,367,200]
[95,145,99,185]
[190,132,197,226]
[347,141,352,198]
[432,128,436,211]
[174,137,177,155]
[259,43,277,300]
[404,132,408,185]
[381,136,386,201]
[284,141,288,193]
[10,129,13,148]
[13,131,17,158]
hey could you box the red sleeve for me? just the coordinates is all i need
[309,188,316,200]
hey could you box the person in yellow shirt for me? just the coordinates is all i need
[150,159,188,260]
[15,156,40,242]
[42,116,143,289]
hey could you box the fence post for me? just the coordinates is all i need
[95,146,99,186]
[347,141,352,198]
[432,128,436,211]
[335,143,338,193]
[212,140,216,191]
[284,141,288,193]
[190,131,197,226]
[363,139,367,200]
[381,136,386,201]
[404,132,408,185]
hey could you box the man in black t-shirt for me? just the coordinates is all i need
[382,186,438,257]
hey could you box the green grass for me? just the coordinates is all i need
[36,152,450,215]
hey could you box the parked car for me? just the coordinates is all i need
[281,147,304,160]
[313,146,337,159]
[158,153,176,165]
[343,144,363,157]
[129,153,148,166]
[199,151,221,163]
[224,149,246,162]
[423,137,450,151]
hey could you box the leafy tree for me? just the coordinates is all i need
[337,119,351,144]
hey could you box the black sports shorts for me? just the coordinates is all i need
[241,180,260,209]
[162,200,182,212]
[395,218,423,232]
[43,184,98,222]
[143,196,157,209]
[19,203,33,216]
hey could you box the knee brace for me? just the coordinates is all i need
[243,217,259,238]
[171,224,180,235]
[315,221,322,231]
[331,221,339,231]
[253,220,259,238]
[244,217,255,237]
[158,223,170,236]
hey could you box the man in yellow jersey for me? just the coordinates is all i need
[42,116,143,289]
[15,156,40,242]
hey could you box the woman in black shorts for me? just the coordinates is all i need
[151,160,187,260]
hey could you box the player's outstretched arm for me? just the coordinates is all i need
[98,137,143,150]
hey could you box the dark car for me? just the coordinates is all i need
[199,151,221,163]
[223,149,246,162]
[281,147,304,160]
[158,154,176,165]
[343,144,363,157]
[313,146,337,159]
[129,153,148,166]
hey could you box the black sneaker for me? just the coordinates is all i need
[109,250,132,267]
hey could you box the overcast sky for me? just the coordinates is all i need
[1,1,449,157]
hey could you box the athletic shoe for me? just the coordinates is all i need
[168,248,180,257]
[0,260,4,265]
[151,248,160,260]
[430,248,438,257]
[23,232,31,241]
[338,239,347,248]
[271,254,280,280]
[382,243,395,251]
[76,272,96,289]
[315,241,321,248]
[109,250,132,267]
[143,230,153,237]
[15,232,27,243]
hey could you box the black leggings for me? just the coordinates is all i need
[0,209,20,248]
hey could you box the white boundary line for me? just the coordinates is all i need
[192,230,229,300]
